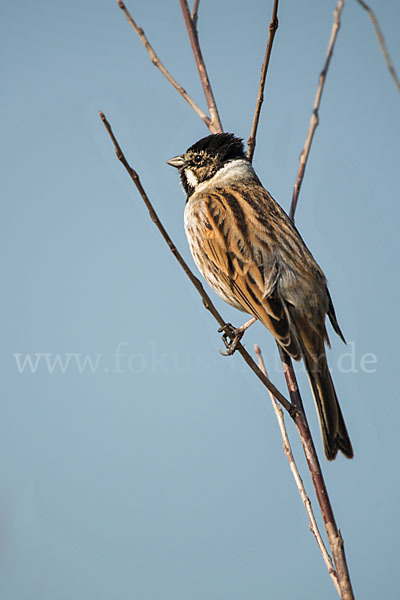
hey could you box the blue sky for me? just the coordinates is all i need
[2,1,399,598]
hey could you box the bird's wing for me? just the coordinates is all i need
[200,192,301,358]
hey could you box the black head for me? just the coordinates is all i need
[167,133,247,197]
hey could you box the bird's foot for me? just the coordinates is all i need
[218,323,244,356]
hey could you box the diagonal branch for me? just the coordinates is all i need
[99,111,291,413]
[277,347,354,600]
[356,0,400,93]
[117,0,211,129]
[255,346,341,596]
[247,0,279,162]
[289,0,344,220]
[179,0,223,133]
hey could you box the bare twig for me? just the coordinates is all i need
[247,0,279,162]
[356,0,400,93]
[179,0,223,133]
[255,346,340,596]
[191,0,200,28]
[277,347,354,600]
[117,0,211,130]
[99,111,291,412]
[289,0,344,220]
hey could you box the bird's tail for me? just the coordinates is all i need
[303,349,353,461]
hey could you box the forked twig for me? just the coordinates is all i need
[99,111,291,413]
[247,0,279,162]
[117,0,211,129]
[179,0,223,133]
[289,0,344,220]
[255,346,340,596]
[356,0,400,93]
[191,0,200,28]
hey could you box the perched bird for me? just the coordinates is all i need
[167,132,353,460]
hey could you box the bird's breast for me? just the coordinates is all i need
[183,196,247,312]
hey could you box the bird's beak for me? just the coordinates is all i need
[167,154,185,169]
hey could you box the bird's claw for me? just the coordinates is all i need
[218,323,244,356]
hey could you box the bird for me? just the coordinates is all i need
[167,132,353,461]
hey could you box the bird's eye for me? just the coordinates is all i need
[194,154,202,163]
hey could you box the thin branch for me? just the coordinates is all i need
[289,0,344,220]
[117,0,211,130]
[99,111,292,413]
[356,0,400,93]
[191,0,200,28]
[179,0,223,133]
[277,347,354,600]
[255,346,340,596]
[247,0,279,162]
